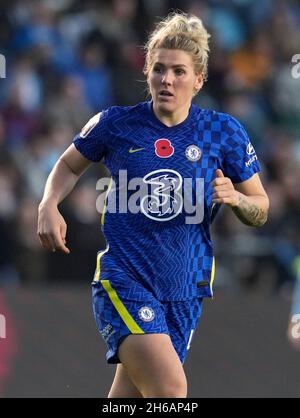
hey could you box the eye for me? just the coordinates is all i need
[153,65,163,74]
[175,68,185,76]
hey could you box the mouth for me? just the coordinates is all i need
[158,90,174,99]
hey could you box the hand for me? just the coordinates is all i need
[37,201,70,254]
[212,169,239,207]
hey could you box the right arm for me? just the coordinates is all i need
[37,144,92,254]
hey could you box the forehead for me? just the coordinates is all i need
[152,48,194,67]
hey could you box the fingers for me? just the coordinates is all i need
[58,224,70,254]
[37,206,70,254]
[213,185,233,193]
[53,232,70,254]
[212,170,238,206]
[212,172,234,192]
[213,190,233,200]
[215,169,225,178]
[60,222,68,245]
[38,229,70,254]
[212,170,229,187]
[212,186,238,205]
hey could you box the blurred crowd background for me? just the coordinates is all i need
[0,0,300,296]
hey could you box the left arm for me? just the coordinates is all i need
[212,170,269,227]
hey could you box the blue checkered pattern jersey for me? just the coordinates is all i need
[73,101,261,301]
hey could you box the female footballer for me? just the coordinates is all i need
[38,12,269,398]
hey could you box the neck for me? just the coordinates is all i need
[152,104,190,127]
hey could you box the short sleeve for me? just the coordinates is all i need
[222,115,261,183]
[73,109,111,162]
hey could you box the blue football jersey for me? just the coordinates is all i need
[73,101,261,301]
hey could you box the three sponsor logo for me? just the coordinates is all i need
[141,169,183,222]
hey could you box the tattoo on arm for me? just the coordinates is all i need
[232,194,268,227]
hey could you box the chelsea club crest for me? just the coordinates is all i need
[185,145,202,162]
[138,307,155,322]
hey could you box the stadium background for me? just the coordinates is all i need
[0,0,300,398]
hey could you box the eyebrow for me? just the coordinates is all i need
[154,62,188,68]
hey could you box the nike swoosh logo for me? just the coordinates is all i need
[129,147,145,153]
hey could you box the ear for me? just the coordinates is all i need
[194,72,204,92]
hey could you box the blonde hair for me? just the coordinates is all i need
[144,12,211,81]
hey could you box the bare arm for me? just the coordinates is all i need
[38,144,92,253]
[212,170,269,227]
[40,144,92,206]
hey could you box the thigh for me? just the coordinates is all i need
[108,364,143,398]
[118,333,187,398]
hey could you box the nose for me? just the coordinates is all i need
[161,70,173,85]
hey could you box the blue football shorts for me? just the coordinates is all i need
[92,273,203,364]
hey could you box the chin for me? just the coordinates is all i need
[156,102,175,114]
